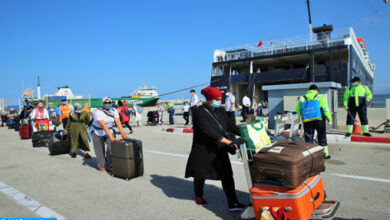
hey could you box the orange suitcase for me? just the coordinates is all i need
[250,175,325,220]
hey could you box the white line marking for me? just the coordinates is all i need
[145,150,243,165]
[331,173,390,183]
[0,180,67,219]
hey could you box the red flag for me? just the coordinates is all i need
[257,40,263,47]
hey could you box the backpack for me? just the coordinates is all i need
[300,94,322,122]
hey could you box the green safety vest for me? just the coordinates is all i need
[343,84,372,107]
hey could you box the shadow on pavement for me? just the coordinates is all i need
[333,218,368,220]
[150,174,250,220]
[82,156,98,170]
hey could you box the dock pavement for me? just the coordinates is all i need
[0,111,389,219]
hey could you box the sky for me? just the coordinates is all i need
[0,0,389,105]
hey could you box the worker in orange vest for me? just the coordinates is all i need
[60,98,73,129]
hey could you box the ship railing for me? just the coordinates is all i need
[215,27,351,62]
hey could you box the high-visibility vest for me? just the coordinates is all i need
[60,104,71,119]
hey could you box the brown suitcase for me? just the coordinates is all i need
[111,139,144,180]
[250,141,325,189]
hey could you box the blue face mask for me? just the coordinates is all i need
[210,101,221,108]
[62,101,66,105]
[103,103,112,110]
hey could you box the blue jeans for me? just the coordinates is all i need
[169,110,175,124]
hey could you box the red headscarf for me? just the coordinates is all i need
[35,102,45,119]
[201,86,222,101]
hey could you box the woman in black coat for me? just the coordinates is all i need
[185,86,245,212]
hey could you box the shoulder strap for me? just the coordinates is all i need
[102,109,115,119]
[203,106,225,132]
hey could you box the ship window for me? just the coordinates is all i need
[231,61,250,75]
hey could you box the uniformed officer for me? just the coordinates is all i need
[344,77,373,137]
[296,84,332,159]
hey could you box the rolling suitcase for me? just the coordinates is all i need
[48,131,70,155]
[250,175,325,220]
[32,131,54,147]
[111,139,144,180]
[251,141,325,189]
[19,125,32,139]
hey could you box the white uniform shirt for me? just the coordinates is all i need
[92,109,119,136]
[190,94,199,107]
[225,94,236,112]
[182,104,190,112]
[242,96,251,107]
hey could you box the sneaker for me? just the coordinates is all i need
[363,133,372,137]
[324,155,331,160]
[195,197,207,206]
[71,153,76,158]
[100,168,107,172]
[345,133,351,137]
[229,202,245,212]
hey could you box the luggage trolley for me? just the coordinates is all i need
[238,143,339,220]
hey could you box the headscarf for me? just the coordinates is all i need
[201,86,222,101]
[35,102,45,119]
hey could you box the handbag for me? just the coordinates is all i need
[238,119,271,154]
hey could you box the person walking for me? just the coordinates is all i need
[241,95,251,122]
[117,100,133,133]
[185,86,245,212]
[296,84,332,159]
[157,104,163,125]
[344,77,373,137]
[60,99,73,129]
[91,97,128,172]
[182,102,190,126]
[224,89,236,124]
[64,103,91,159]
[190,89,200,125]
[166,101,175,125]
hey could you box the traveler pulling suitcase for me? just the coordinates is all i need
[250,141,325,189]
[32,131,54,147]
[111,139,144,180]
[48,131,70,155]
[19,125,32,139]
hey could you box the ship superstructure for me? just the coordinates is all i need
[210,26,374,107]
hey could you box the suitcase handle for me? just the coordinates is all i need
[261,176,284,186]
[311,191,321,202]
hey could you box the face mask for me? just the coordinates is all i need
[102,103,112,110]
[210,101,221,108]
[62,101,66,105]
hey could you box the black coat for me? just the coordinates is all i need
[185,104,240,180]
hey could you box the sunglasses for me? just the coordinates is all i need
[103,102,112,104]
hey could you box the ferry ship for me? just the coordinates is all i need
[24,85,159,107]
[210,25,375,107]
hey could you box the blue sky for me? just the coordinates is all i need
[0,0,389,104]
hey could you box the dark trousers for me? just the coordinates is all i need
[62,118,68,129]
[194,176,238,206]
[169,110,175,124]
[183,112,190,125]
[123,121,133,132]
[347,98,368,125]
[304,119,327,147]
[242,106,249,121]
[226,111,236,125]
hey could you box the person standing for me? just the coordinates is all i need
[190,89,199,110]
[65,103,91,159]
[182,102,190,126]
[166,101,175,125]
[224,89,236,124]
[117,100,133,133]
[91,97,128,172]
[296,84,332,159]
[157,104,163,125]
[185,86,245,211]
[60,99,73,129]
[241,95,251,122]
[344,77,373,137]
[190,89,199,125]
[30,102,50,132]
